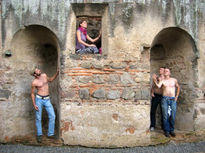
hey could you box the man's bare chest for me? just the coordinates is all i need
[35,78,48,88]
[163,80,175,88]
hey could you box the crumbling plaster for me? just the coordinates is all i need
[0,0,205,147]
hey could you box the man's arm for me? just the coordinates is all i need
[152,74,163,88]
[175,79,180,101]
[31,83,38,111]
[151,84,155,97]
[47,69,59,82]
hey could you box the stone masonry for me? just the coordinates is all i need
[0,0,205,147]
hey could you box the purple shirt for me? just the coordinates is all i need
[76,29,87,50]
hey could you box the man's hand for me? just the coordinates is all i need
[158,77,163,81]
[175,96,178,102]
[151,93,155,97]
[152,74,157,81]
[34,104,39,111]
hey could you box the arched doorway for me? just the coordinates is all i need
[150,27,198,131]
[10,25,60,136]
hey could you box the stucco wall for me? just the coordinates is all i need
[0,0,205,147]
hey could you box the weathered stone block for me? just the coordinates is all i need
[120,72,134,85]
[93,75,104,84]
[78,76,92,84]
[93,54,102,60]
[69,53,81,60]
[79,88,90,99]
[60,76,72,88]
[60,103,150,147]
[107,74,119,84]
[129,65,138,69]
[110,62,126,69]
[141,89,150,100]
[135,72,150,83]
[140,63,150,70]
[134,89,141,100]
[92,62,103,69]
[135,77,141,83]
[121,88,135,100]
[107,90,120,100]
[0,89,11,99]
[81,62,92,69]
[62,89,75,99]
[93,88,106,99]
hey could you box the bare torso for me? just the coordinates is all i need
[162,78,177,97]
[153,85,163,95]
[153,76,164,95]
[32,73,49,96]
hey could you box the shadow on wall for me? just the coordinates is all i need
[150,27,198,131]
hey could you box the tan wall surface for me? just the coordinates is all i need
[0,0,205,147]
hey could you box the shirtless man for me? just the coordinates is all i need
[150,67,165,131]
[153,68,180,137]
[152,68,180,137]
[31,67,59,143]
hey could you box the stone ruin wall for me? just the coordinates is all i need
[0,0,205,147]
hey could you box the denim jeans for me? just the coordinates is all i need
[76,46,99,54]
[35,96,55,136]
[150,93,163,128]
[161,96,177,133]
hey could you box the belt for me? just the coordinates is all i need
[154,93,162,97]
[163,96,175,100]
[36,94,50,100]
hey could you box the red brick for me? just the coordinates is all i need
[126,127,135,134]
[112,114,118,121]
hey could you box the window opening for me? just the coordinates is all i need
[76,16,102,55]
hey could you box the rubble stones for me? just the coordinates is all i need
[79,88,90,99]
[107,90,120,100]
[121,88,135,100]
[93,88,106,99]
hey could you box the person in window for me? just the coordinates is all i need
[76,20,101,54]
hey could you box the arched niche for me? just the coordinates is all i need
[10,25,61,136]
[150,27,198,131]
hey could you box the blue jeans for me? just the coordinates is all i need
[35,96,55,136]
[161,96,177,133]
[150,93,163,128]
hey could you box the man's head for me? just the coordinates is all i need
[31,66,41,78]
[34,68,41,77]
[159,67,165,75]
[164,68,170,77]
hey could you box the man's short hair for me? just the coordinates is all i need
[30,65,40,76]
[160,67,165,69]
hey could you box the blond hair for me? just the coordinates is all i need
[30,65,40,76]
